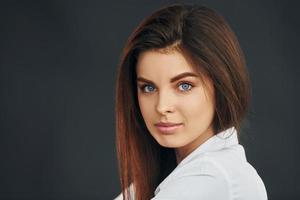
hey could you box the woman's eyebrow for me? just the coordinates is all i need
[137,72,199,84]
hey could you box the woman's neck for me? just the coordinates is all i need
[175,127,214,164]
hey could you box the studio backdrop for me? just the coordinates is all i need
[0,0,299,199]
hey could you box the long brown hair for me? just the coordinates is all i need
[115,4,250,200]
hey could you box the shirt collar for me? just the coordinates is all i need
[154,127,240,196]
[177,126,238,167]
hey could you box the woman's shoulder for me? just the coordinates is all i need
[152,156,231,199]
[171,144,245,178]
[153,145,268,200]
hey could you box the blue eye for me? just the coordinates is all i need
[178,82,193,91]
[142,85,156,93]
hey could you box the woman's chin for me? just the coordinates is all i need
[155,136,186,148]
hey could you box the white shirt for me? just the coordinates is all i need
[114,127,268,200]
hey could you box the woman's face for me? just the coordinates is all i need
[136,50,216,161]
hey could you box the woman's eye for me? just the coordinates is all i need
[141,85,156,93]
[178,82,193,91]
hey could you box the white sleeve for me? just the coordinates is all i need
[113,183,135,200]
[114,192,123,200]
[151,170,230,200]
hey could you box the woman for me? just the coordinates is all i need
[114,4,267,200]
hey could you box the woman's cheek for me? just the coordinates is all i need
[139,96,153,119]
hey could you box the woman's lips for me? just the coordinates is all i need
[155,123,183,134]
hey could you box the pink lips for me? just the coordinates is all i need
[155,122,183,134]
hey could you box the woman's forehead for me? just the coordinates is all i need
[136,50,196,77]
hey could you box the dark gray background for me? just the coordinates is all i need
[0,0,299,199]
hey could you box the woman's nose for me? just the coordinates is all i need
[155,90,175,115]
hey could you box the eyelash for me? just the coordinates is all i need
[139,81,194,93]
